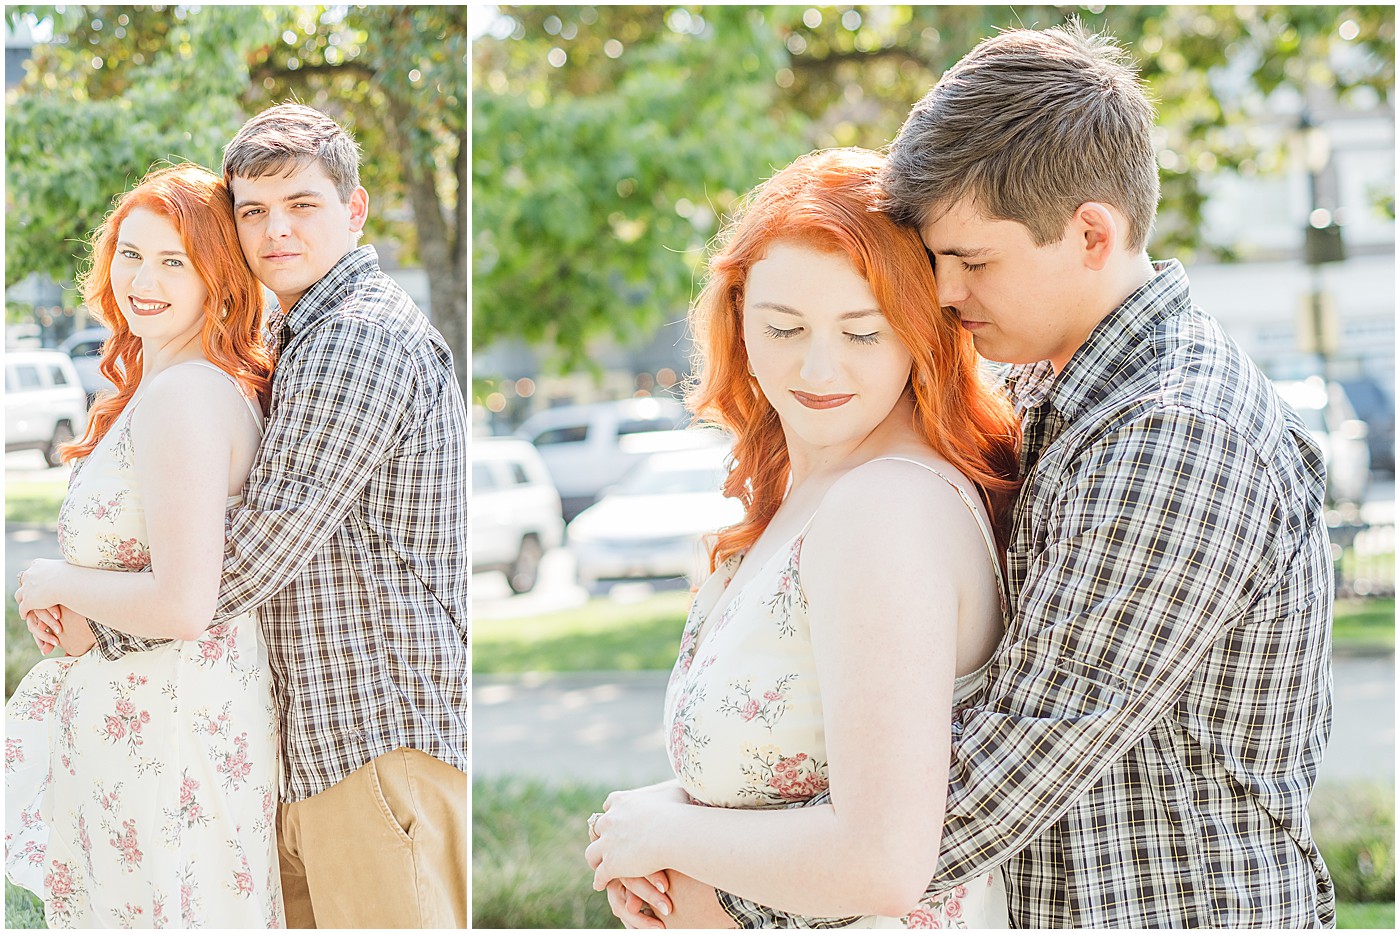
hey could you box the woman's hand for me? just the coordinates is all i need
[15,558,72,620]
[587,795,674,928]
[586,783,692,890]
[24,607,62,655]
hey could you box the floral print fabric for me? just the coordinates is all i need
[4,382,283,928]
[664,462,1010,928]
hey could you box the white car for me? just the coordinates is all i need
[5,350,89,467]
[515,397,698,520]
[568,445,744,589]
[471,437,565,594]
[1274,376,1371,506]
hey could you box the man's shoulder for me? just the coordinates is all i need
[1092,303,1283,441]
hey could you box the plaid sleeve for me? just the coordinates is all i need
[88,619,170,660]
[212,316,417,620]
[713,791,863,928]
[928,406,1283,888]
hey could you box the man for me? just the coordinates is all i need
[621,22,1334,929]
[82,103,469,928]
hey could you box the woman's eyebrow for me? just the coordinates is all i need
[752,301,882,320]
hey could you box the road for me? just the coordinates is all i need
[472,659,1393,790]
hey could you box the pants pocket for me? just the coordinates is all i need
[366,749,417,846]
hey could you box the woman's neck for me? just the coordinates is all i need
[139,334,206,383]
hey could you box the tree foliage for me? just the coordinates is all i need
[472,4,1394,363]
[5,4,468,394]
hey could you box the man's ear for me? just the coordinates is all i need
[1074,202,1118,271]
[348,186,370,234]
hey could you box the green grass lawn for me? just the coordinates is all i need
[1332,597,1396,653]
[473,776,1394,929]
[5,880,43,929]
[5,479,65,528]
[475,593,1394,676]
[473,590,694,674]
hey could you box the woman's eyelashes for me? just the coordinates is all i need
[763,324,881,344]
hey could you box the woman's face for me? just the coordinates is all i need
[742,240,913,458]
[109,207,209,349]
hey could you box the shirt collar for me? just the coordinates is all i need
[1006,259,1191,419]
[279,244,381,335]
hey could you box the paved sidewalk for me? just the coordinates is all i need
[472,659,1394,789]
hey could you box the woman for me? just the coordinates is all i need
[585,148,1020,927]
[6,164,283,928]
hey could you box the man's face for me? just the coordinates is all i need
[921,198,1089,372]
[230,160,368,312]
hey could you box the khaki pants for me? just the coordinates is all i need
[277,747,467,928]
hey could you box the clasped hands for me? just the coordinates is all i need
[15,558,95,657]
[584,781,736,929]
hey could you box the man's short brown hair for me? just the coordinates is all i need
[882,21,1160,252]
[221,103,362,201]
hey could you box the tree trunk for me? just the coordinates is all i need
[381,91,470,405]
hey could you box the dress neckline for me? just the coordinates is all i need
[687,454,1008,676]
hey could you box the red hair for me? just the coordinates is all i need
[64,163,273,462]
[688,148,1021,568]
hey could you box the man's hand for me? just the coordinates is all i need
[659,870,736,929]
[54,607,96,657]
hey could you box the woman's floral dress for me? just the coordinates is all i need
[4,362,283,928]
[664,457,1010,929]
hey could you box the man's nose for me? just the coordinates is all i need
[265,209,292,239]
[934,260,967,306]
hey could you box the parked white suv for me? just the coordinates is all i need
[472,437,565,594]
[516,397,720,520]
[6,350,89,467]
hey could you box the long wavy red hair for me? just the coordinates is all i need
[64,163,273,462]
[688,148,1021,568]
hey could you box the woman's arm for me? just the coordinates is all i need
[15,367,257,641]
[589,460,990,918]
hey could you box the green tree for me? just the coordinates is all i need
[5,5,468,396]
[472,4,1394,360]
[473,5,807,369]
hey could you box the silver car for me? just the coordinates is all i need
[1274,377,1371,506]
[568,444,742,590]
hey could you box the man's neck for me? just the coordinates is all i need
[1050,253,1157,373]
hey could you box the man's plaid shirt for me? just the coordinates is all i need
[89,245,469,803]
[719,260,1334,927]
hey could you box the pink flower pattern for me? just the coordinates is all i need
[663,504,1003,925]
[5,737,24,770]
[718,674,795,731]
[760,536,808,638]
[4,393,284,927]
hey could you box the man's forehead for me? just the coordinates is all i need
[920,204,1018,254]
[230,161,335,199]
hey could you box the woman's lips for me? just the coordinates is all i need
[792,391,854,410]
[128,296,170,316]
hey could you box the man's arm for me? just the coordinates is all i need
[719,406,1297,922]
[88,318,417,659]
[213,316,417,620]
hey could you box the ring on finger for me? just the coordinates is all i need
[588,811,603,838]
